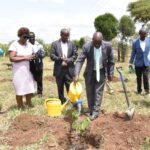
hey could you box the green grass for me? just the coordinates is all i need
[141,137,150,150]
[0,56,150,149]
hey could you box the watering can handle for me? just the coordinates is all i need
[45,99,57,104]
[73,75,79,83]
[44,98,61,109]
[44,99,52,109]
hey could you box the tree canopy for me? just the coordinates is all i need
[119,15,135,38]
[94,13,118,41]
[127,0,150,24]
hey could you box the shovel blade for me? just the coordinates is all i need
[126,107,135,120]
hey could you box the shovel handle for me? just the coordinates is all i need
[116,67,125,86]
[116,67,123,74]
[116,67,130,107]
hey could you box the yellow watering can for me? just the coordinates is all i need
[67,82,83,104]
[44,98,69,117]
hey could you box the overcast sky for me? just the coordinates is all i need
[0,0,136,43]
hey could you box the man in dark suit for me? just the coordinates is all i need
[50,28,78,104]
[129,28,150,96]
[74,32,115,121]
[29,32,45,97]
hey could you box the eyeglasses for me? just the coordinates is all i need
[29,36,35,39]
[23,35,30,39]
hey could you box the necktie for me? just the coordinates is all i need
[94,48,101,82]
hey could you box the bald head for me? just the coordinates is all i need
[60,28,70,43]
[92,32,103,48]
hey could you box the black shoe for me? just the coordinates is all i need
[145,92,150,97]
[89,113,99,121]
[85,112,92,117]
[84,110,92,117]
[38,94,42,98]
[137,92,142,95]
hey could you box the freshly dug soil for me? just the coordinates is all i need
[1,113,150,150]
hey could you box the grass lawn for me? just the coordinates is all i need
[0,56,150,149]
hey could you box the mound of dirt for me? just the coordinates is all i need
[86,113,150,150]
[1,113,150,149]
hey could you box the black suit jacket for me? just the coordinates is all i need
[74,41,115,80]
[50,40,78,77]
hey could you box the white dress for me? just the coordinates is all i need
[9,41,36,95]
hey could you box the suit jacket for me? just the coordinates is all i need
[74,41,115,80]
[129,38,150,67]
[30,42,45,74]
[50,40,78,77]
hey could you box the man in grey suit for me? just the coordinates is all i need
[50,28,78,104]
[74,32,115,120]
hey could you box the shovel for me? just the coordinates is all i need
[116,67,135,120]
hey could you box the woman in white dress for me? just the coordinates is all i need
[9,27,36,109]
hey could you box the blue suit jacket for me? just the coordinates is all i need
[129,38,150,66]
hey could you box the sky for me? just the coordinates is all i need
[0,0,136,43]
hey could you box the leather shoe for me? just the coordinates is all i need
[89,113,99,121]
[38,94,42,98]
[145,93,150,97]
[85,112,92,117]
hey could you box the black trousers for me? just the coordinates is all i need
[55,68,73,104]
[135,66,149,93]
[33,70,43,94]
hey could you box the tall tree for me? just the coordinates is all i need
[73,40,80,50]
[118,15,135,62]
[127,0,150,26]
[119,15,135,39]
[36,38,51,56]
[94,13,118,41]
[79,37,85,48]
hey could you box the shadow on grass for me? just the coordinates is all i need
[7,104,32,112]
[7,104,18,111]
[133,100,150,108]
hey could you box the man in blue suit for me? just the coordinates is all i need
[129,28,150,96]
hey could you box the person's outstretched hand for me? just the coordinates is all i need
[129,64,133,69]
[73,75,79,83]
[108,75,113,81]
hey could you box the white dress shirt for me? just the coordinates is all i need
[139,39,146,52]
[61,42,68,58]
